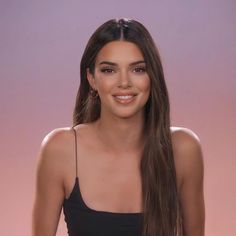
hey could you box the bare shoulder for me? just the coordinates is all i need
[170,127,205,234]
[37,124,92,172]
[170,126,204,188]
[170,126,202,158]
[33,127,76,235]
[36,127,75,180]
[39,127,73,159]
[170,126,201,147]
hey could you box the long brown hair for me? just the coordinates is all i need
[73,18,183,236]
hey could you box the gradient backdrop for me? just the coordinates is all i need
[0,0,235,235]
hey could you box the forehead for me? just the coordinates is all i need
[96,41,144,63]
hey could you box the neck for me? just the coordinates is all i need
[94,112,146,153]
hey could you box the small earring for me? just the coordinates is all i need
[89,88,98,99]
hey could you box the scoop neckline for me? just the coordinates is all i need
[65,177,143,215]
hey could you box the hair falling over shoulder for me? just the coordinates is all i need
[73,18,183,236]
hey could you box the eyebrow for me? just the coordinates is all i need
[99,60,146,66]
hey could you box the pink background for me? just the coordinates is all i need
[1,0,235,235]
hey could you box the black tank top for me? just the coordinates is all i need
[63,127,144,236]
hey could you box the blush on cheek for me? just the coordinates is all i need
[97,77,117,92]
[138,77,150,91]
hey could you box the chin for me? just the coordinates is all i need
[112,109,144,120]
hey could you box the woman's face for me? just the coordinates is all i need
[87,41,150,120]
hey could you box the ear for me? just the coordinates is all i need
[86,68,97,90]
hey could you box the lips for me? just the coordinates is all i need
[112,93,137,104]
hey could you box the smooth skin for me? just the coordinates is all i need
[32,41,205,236]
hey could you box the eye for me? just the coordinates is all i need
[100,68,115,74]
[133,67,146,73]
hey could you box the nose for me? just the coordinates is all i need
[118,70,131,88]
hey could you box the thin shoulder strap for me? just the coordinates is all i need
[72,126,78,178]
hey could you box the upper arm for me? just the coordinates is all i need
[171,127,205,236]
[32,129,67,236]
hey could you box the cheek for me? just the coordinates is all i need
[137,77,150,94]
[96,78,115,95]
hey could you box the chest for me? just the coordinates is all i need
[64,129,143,213]
[78,154,143,213]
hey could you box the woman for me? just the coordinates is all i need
[32,18,205,236]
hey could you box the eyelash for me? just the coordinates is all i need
[100,67,146,74]
[100,68,114,73]
[133,67,146,73]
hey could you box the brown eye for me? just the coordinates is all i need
[100,68,115,73]
[133,67,146,73]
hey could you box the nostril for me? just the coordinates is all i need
[118,83,132,89]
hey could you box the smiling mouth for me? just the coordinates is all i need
[113,95,136,104]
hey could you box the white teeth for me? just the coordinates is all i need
[115,95,133,100]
